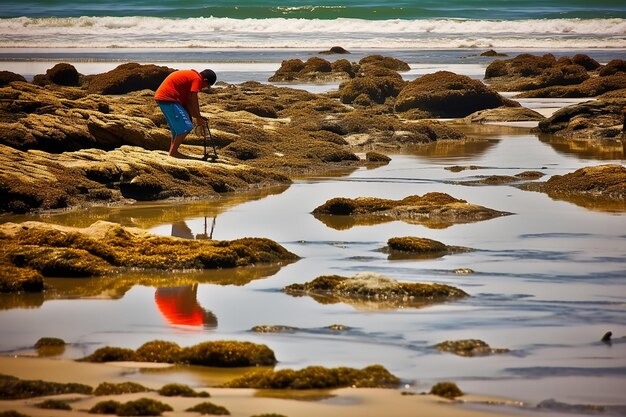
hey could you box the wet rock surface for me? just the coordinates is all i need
[520,164,626,212]
[463,107,545,123]
[0,221,298,286]
[283,272,468,309]
[312,192,511,229]
[382,236,472,260]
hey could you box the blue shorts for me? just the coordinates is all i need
[157,101,193,138]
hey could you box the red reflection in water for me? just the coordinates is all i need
[155,284,217,329]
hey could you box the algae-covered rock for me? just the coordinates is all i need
[158,383,210,397]
[359,55,410,72]
[82,339,277,367]
[34,337,65,348]
[283,272,468,310]
[516,73,626,98]
[34,399,72,410]
[0,221,298,283]
[0,374,92,399]
[384,237,471,260]
[395,71,513,118]
[319,46,350,55]
[313,192,510,229]
[536,98,625,139]
[0,71,26,86]
[33,63,80,87]
[365,152,391,163]
[89,400,122,414]
[186,402,230,415]
[85,63,175,94]
[223,365,400,389]
[436,339,510,357]
[599,59,626,76]
[519,165,626,212]
[464,107,545,124]
[480,50,507,57]
[94,382,152,396]
[430,382,463,399]
[269,57,354,82]
[0,265,44,293]
[251,325,299,333]
[115,398,173,416]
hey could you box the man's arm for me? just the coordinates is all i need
[187,92,206,125]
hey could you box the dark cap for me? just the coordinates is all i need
[200,69,217,86]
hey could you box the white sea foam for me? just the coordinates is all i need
[1,16,624,49]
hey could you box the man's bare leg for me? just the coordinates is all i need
[169,132,189,158]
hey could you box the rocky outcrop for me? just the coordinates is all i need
[395,71,515,118]
[359,55,410,72]
[485,53,598,91]
[515,73,626,98]
[536,98,625,139]
[480,50,507,57]
[319,46,350,55]
[463,107,545,123]
[84,63,175,94]
[268,57,355,82]
[33,63,80,87]
[382,236,471,260]
[283,272,468,310]
[0,144,291,212]
[312,192,511,229]
[0,71,26,86]
[519,165,626,212]
[0,220,298,284]
[599,59,626,76]
[339,75,405,105]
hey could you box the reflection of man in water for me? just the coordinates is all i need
[155,284,217,328]
[171,217,216,240]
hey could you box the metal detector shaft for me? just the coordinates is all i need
[205,120,218,159]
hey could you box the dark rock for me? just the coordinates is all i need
[359,55,410,71]
[0,71,26,86]
[319,46,350,54]
[269,57,353,82]
[536,98,626,138]
[572,54,601,71]
[480,50,507,57]
[599,59,626,76]
[46,63,80,86]
[517,74,626,98]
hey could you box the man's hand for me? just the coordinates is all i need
[194,116,207,126]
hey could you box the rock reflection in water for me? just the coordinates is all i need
[538,134,626,160]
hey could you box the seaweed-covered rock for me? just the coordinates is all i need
[0,374,92,399]
[186,402,230,415]
[463,106,545,124]
[572,54,601,71]
[283,272,468,309]
[485,53,557,78]
[85,63,175,94]
[395,72,513,118]
[135,340,183,363]
[436,339,510,357]
[365,151,391,163]
[34,337,65,348]
[0,221,298,283]
[0,71,26,86]
[158,383,210,397]
[34,63,80,87]
[223,365,400,389]
[519,165,626,212]
[251,325,299,333]
[34,399,72,410]
[384,237,469,258]
[116,398,173,416]
[516,73,626,98]
[269,57,354,82]
[599,59,626,76]
[536,98,625,139]
[94,382,152,396]
[359,55,410,72]
[0,265,44,293]
[339,76,405,105]
[313,192,510,229]
[430,382,463,399]
[480,50,507,57]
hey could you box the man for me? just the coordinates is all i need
[155,68,217,158]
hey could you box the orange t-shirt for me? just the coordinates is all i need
[154,69,207,105]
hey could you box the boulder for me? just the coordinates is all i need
[0,71,26,86]
[312,191,511,229]
[435,339,510,357]
[515,73,626,98]
[319,46,350,55]
[268,57,354,82]
[395,71,514,118]
[339,76,405,104]
[599,59,626,76]
[85,63,175,94]
[536,98,626,138]
[572,54,601,71]
[480,50,507,57]
[46,63,80,86]
[358,55,410,71]
[485,53,557,78]
[283,272,468,310]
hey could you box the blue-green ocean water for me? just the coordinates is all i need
[2,0,626,19]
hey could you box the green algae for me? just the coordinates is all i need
[223,365,400,389]
[94,382,152,396]
[158,383,210,398]
[430,382,463,399]
[89,398,173,416]
[185,401,230,415]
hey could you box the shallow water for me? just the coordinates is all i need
[1,120,626,410]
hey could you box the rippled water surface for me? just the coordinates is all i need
[1,123,625,409]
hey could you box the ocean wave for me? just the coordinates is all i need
[1,16,624,49]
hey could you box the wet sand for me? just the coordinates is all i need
[0,356,552,417]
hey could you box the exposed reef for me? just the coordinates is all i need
[283,272,468,310]
[382,237,472,260]
[312,192,511,229]
[435,339,510,357]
